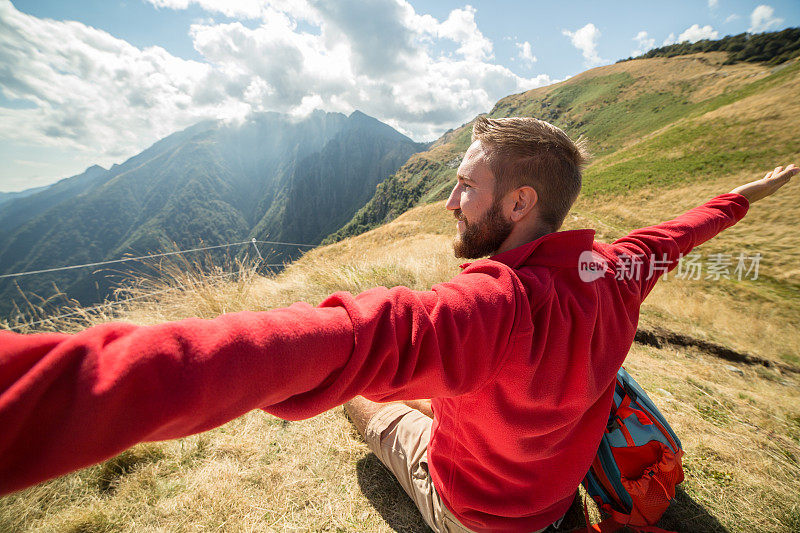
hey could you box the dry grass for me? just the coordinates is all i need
[0,407,427,532]
[571,53,769,104]
[501,52,772,120]
[2,195,799,532]
[623,345,800,533]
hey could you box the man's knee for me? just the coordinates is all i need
[402,399,433,418]
[343,396,389,439]
[344,397,432,443]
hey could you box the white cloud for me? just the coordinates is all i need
[0,0,554,173]
[147,0,318,22]
[516,41,537,64]
[708,0,719,8]
[749,5,783,33]
[725,14,740,23]
[562,23,606,67]
[12,158,58,169]
[0,0,223,165]
[187,0,548,138]
[662,24,718,47]
[435,5,494,62]
[632,31,655,56]
[677,24,719,43]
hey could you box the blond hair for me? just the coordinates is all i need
[472,115,589,231]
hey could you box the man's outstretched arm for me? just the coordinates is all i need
[0,260,526,495]
[610,164,797,300]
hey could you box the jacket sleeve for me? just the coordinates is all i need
[0,260,524,495]
[609,192,750,300]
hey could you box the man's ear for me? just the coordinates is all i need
[508,186,538,222]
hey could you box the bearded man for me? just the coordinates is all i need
[0,116,795,533]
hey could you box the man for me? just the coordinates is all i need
[0,116,795,533]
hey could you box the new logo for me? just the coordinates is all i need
[578,250,608,282]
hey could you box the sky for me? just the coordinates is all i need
[1,0,798,192]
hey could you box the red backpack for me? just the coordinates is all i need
[580,367,684,532]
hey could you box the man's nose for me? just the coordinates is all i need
[445,183,460,211]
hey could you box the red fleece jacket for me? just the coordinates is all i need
[0,193,749,532]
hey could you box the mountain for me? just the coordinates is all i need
[325,29,800,244]
[0,184,52,208]
[0,110,427,317]
[0,165,109,234]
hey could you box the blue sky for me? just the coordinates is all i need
[1,0,798,192]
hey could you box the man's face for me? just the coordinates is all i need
[446,141,513,259]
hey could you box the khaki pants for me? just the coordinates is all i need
[365,403,548,533]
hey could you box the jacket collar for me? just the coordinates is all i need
[460,229,596,270]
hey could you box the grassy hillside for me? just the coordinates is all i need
[2,192,799,531]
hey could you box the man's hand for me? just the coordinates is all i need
[729,164,797,203]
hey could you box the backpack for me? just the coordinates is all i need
[580,367,684,532]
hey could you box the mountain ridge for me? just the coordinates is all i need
[0,110,426,317]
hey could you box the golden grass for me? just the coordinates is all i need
[703,63,800,122]
[574,53,769,104]
[501,52,772,117]
[2,195,799,532]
